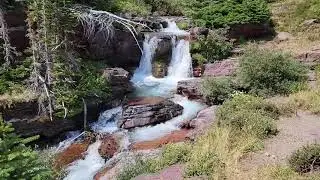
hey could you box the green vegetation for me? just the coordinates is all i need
[272,0,320,35]
[217,93,279,139]
[200,77,235,105]
[0,60,31,94]
[117,143,190,180]
[184,0,271,28]
[289,144,320,173]
[0,116,52,179]
[238,46,308,96]
[119,94,278,179]
[193,29,234,64]
[53,61,111,118]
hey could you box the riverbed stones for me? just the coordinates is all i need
[118,97,183,129]
[98,135,118,159]
[177,78,203,99]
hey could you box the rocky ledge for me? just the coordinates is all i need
[118,97,183,129]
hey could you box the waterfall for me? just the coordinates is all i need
[168,38,193,79]
[131,35,161,84]
[64,141,104,180]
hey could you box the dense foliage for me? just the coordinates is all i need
[201,77,235,105]
[238,46,307,96]
[184,0,271,28]
[0,60,31,94]
[217,93,279,138]
[192,29,233,64]
[0,116,52,179]
[289,144,320,173]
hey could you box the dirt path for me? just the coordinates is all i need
[241,111,320,172]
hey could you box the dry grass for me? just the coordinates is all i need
[259,0,320,55]
[0,89,37,108]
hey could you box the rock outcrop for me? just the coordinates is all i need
[130,129,190,150]
[118,97,183,129]
[53,141,91,170]
[103,68,134,97]
[203,58,238,77]
[180,106,217,139]
[177,78,203,100]
[296,48,320,67]
[229,23,274,39]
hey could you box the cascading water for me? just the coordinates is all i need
[63,20,206,179]
[168,38,193,79]
[131,35,161,85]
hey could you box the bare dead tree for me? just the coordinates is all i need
[0,8,18,67]
[73,7,153,53]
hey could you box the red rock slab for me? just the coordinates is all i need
[94,167,111,180]
[134,164,184,180]
[130,129,190,151]
[98,135,118,159]
[53,141,90,170]
[127,96,165,106]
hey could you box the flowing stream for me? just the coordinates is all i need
[63,21,206,180]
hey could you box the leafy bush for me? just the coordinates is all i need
[184,0,271,28]
[238,46,308,96]
[289,144,320,173]
[0,116,52,179]
[53,60,111,118]
[144,0,184,16]
[200,77,235,105]
[0,60,31,95]
[199,29,233,62]
[217,93,279,138]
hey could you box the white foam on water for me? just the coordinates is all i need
[130,95,206,142]
[91,106,122,134]
[64,141,105,180]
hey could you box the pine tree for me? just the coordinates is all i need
[0,116,52,179]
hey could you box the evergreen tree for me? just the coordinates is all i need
[0,116,52,179]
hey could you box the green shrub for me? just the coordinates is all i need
[144,0,184,16]
[184,0,271,28]
[217,93,279,139]
[200,77,235,105]
[0,60,31,95]
[198,29,233,62]
[53,60,111,118]
[289,144,320,173]
[238,46,308,96]
[0,116,52,179]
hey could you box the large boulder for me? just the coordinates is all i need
[103,68,134,97]
[203,58,238,77]
[177,78,203,99]
[118,97,183,129]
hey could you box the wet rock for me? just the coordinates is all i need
[53,141,91,170]
[152,61,168,78]
[193,66,204,77]
[130,129,190,150]
[190,27,209,37]
[98,135,118,159]
[275,32,292,42]
[118,97,183,129]
[103,68,133,97]
[203,58,238,77]
[180,106,217,139]
[177,78,203,100]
